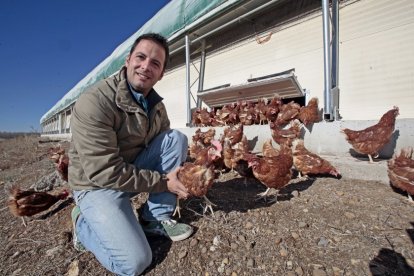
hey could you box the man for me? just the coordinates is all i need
[68,33,193,275]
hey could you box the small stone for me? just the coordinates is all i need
[178,250,187,259]
[11,251,22,259]
[230,243,238,250]
[213,236,221,246]
[303,208,309,213]
[313,269,327,276]
[218,266,225,273]
[46,246,62,257]
[279,248,288,257]
[190,239,198,247]
[344,212,356,219]
[291,190,300,197]
[317,237,329,247]
[332,266,342,276]
[238,235,246,242]
[286,260,293,270]
[11,268,22,276]
[299,221,308,228]
[246,258,255,267]
[275,237,282,245]
[245,222,254,229]
[295,266,304,276]
[210,246,216,252]
[201,247,207,254]
[222,258,229,265]
[231,273,238,276]
[66,260,79,276]
[351,259,360,265]
[286,272,296,276]
[291,232,300,239]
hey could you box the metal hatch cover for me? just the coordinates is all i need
[197,69,305,107]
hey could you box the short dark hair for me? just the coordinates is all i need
[129,33,169,70]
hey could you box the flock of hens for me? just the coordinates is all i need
[5,96,413,225]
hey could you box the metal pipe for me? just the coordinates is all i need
[332,0,339,88]
[322,0,332,120]
[185,34,191,126]
[197,40,206,109]
[170,0,281,55]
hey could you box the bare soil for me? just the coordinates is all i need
[0,136,413,276]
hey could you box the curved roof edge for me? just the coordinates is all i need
[40,0,242,124]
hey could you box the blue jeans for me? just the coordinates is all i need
[72,129,188,276]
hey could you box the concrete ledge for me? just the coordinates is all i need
[178,118,413,184]
[323,155,389,184]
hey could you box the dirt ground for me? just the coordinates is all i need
[0,136,413,276]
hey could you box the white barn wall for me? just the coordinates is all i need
[339,0,414,120]
[156,0,414,128]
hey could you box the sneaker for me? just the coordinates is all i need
[141,219,193,242]
[71,206,86,252]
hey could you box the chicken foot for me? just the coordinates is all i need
[173,198,182,218]
[173,196,217,218]
[368,153,379,163]
[256,188,279,203]
[201,195,216,217]
[21,216,27,227]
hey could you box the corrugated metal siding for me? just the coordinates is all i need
[157,0,414,128]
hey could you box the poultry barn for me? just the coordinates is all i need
[39,0,413,172]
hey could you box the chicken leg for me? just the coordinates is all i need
[256,187,279,203]
[201,195,216,217]
[173,198,182,218]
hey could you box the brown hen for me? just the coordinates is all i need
[387,147,414,201]
[176,163,216,217]
[262,139,280,158]
[174,140,222,218]
[244,144,293,202]
[270,119,302,147]
[6,184,69,227]
[193,128,216,146]
[223,135,253,184]
[297,97,322,125]
[48,146,69,181]
[222,124,244,145]
[292,139,340,179]
[275,100,300,125]
[341,106,399,163]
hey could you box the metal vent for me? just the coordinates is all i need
[197,69,304,107]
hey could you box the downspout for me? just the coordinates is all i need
[331,0,340,120]
[332,0,339,88]
[322,0,332,121]
[185,34,191,126]
[322,0,340,121]
[197,40,206,109]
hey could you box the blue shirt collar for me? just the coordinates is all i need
[128,82,148,114]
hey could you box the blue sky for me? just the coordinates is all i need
[0,0,169,132]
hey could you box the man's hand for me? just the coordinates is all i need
[166,167,189,199]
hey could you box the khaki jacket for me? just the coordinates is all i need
[68,67,170,192]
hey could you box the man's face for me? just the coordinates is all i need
[125,39,166,95]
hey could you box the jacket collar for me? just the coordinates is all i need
[115,67,163,113]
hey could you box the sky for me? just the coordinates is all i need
[0,0,170,132]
